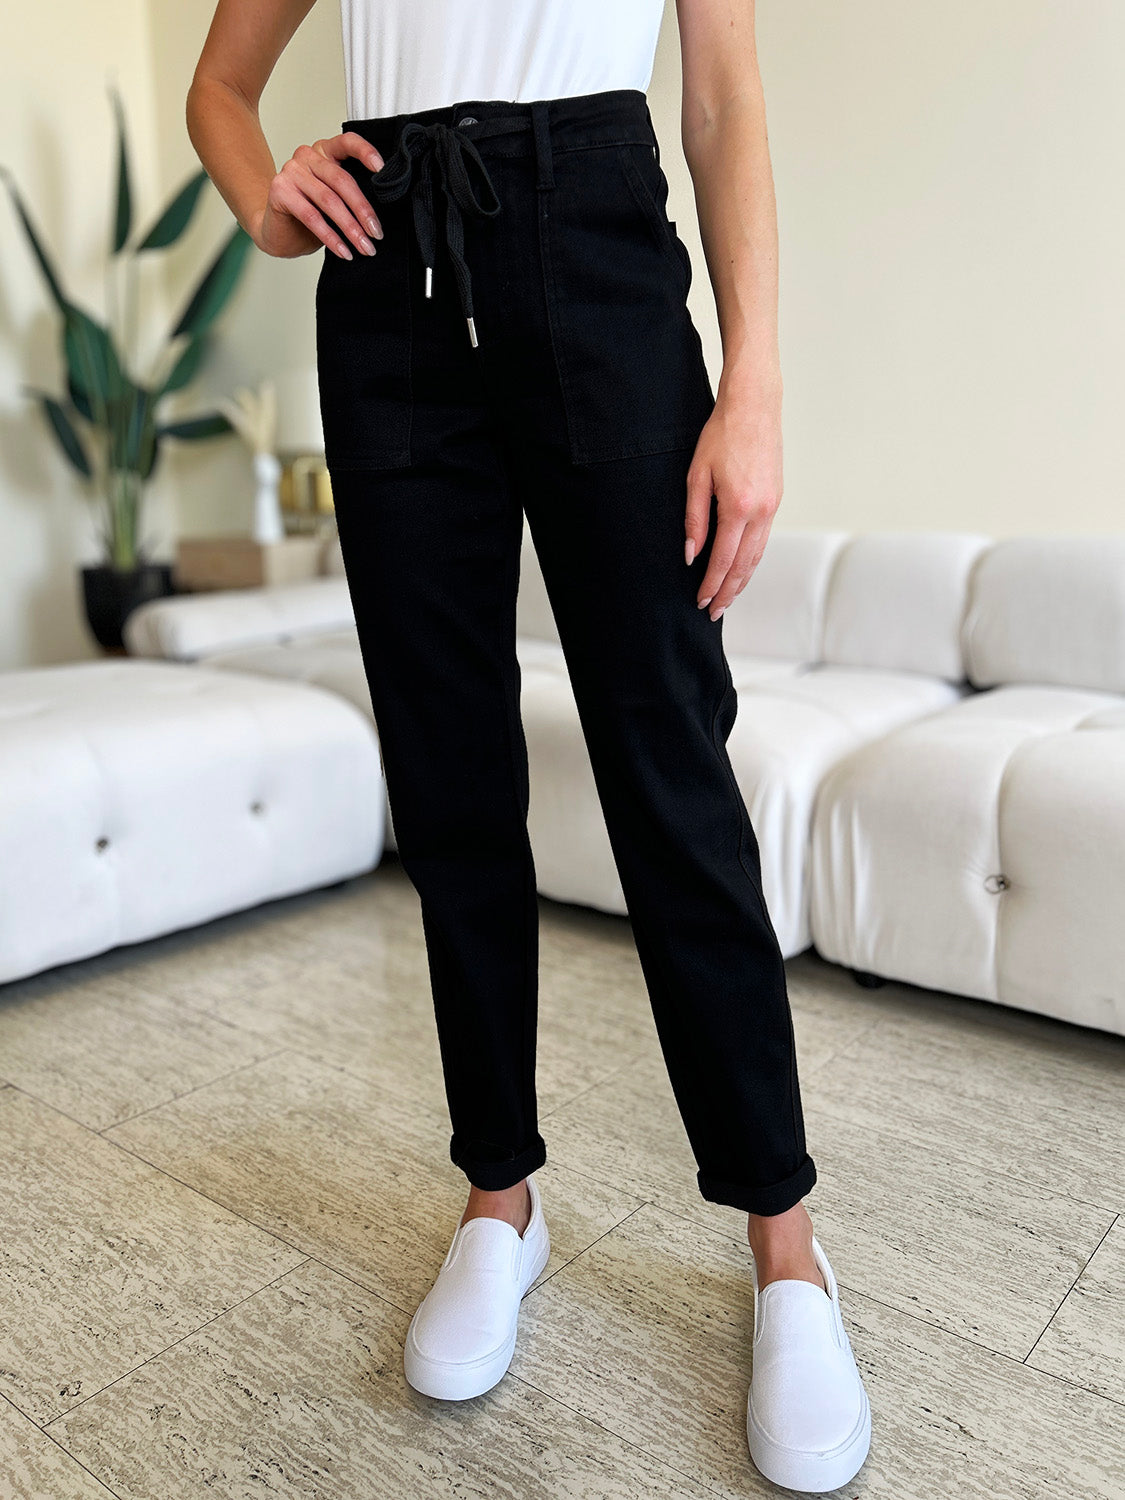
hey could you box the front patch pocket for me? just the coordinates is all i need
[541,141,715,466]
[314,235,413,472]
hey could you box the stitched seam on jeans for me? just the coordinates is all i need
[404,236,415,463]
[499,475,538,1168]
[535,167,580,465]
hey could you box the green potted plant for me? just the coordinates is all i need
[2,82,255,650]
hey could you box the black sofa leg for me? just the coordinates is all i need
[853,970,887,989]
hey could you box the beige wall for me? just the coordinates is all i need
[0,0,162,668]
[654,1,1125,536]
[2,0,1122,667]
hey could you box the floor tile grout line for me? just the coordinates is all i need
[289,1201,659,1320]
[0,1389,126,1498]
[1,1051,290,1144]
[796,1015,887,1081]
[631,1195,1125,1397]
[536,1154,659,1210]
[94,1047,293,1135]
[1022,1211,1120,1367]
[71,1131,620,1331]
[817,1280,1125,1410]
[39,1258,314,1432]
[229,1041,462,1128]
[523,1201,653,1297]
[281,1033,659,1132]
[99,1040,451,1139]
[802,1095,1125,1219]
[537,1056,648,1123]
[76,1129,334,1261]
[291,1254,417,1321]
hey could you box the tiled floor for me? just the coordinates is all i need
[1,859,1122,1498]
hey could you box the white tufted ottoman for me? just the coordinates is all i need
[0,659,385,984]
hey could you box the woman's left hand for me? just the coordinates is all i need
[684,387,783,621]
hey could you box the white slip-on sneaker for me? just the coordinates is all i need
[746,1233,871,1493]
[403,1173,551,1401]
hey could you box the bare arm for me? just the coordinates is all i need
[674,0,784,619]
[186,0,386,259]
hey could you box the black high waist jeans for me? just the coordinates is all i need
[316,87,817,1216]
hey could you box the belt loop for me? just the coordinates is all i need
[531,99,555,191]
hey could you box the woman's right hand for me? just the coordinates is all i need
[251,132,387,261]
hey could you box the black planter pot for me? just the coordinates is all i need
[81,562,176,652]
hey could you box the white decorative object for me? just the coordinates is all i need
[218,378,286,543]
[251,450,284,544]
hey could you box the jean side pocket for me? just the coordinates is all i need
[542,143,715,467]
[314,241,413,472]
[618,145,692,300]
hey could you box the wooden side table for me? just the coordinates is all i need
[174,535,328,592]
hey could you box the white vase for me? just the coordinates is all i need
[252,451,285,544]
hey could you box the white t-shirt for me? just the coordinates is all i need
[338,0,667,121]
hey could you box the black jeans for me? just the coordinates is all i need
[316,87,816,1216]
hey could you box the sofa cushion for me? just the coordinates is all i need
[962,536,1125,694]
[821,532,991,681]
[124,578,357,662]
[727,654,808,687]
[721,529,849,663]
[199,630,377,723]
[730,667,965,952]
[809,683,1125,1033]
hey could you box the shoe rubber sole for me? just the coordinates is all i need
[403,1229,551,1401]
[747,1385,871,1493]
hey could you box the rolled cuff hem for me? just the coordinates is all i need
[697,1152,817,1216]
[450,1132,548,1192]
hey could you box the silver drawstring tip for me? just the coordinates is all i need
[425,265,433,298]
[466,315,478,348]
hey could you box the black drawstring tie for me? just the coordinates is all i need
[366,120,502,349]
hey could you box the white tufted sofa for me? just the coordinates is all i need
[0,659,385,985]
[120,525,1125,1037]
[809,539,1125,1035]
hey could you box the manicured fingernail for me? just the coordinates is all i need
[685,539,695,566]
[359,235,376,255]
[698,595,712,609]
[710,604,726,621]
[338,243,353,259]
[369,218,383,239]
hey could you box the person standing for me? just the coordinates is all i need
[187,0,871,1488]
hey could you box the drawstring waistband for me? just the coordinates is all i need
[364,100,556,349]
